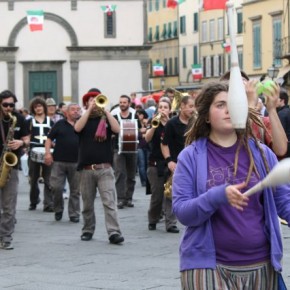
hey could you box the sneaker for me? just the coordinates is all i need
[109,234,124,245]
[126,200,134,208]
[117,201,125,209]
[0,241,14,250]
[148,223,156,231]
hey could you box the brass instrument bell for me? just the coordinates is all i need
[95,94,108,108]
[151,113,162,128]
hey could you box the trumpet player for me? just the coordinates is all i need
[0,90,29,250]
[74,88,124,245]
[145,98,178,233]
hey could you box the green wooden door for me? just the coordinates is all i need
[29,71,57,102]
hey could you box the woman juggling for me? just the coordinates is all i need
[173,81,290,290]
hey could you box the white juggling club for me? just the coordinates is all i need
[244,158,290,197]
[226,1,248,129]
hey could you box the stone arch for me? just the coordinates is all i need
[8,12,78,47]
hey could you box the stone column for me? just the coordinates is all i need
[140,60,149,91]
[7,61,15,93]
[70,60,79,103]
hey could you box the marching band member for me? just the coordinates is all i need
[145,98,177,233]
[173,82,290,290]
[75,88,124,244]
[0,90,29,250]
[28,97,54,212]
[113,95,138,209]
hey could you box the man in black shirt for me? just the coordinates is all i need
[45,103,81,223]
[0,90,29,250]
[75,88,124,244]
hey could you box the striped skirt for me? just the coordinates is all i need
[181,261,278,290]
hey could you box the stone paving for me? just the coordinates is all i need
[0,172,289,289]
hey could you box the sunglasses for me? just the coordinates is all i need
[2,103,15,108]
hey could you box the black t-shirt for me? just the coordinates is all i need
[47,119,79,163]
[76,117,114,169]
[0,111,29,166]
[161,116,187,162]
[148,123,165,162]
[29,116,54,149]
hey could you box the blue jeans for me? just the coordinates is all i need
[137,148,148,186]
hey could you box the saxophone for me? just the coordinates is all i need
[0,113,18,188]
[164,173,173,200]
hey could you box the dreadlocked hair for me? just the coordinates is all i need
[184,81,270,186]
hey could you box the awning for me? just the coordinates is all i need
[277,64,290,79]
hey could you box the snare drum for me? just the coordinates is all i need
[30,147,53,163]
[118,120,138,154]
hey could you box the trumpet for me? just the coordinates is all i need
[95,94,108,108]
[152,113,162,128]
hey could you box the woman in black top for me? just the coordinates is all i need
[145,98,179,233]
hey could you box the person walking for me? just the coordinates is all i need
[74,88,124,244]
[28,97,54,211]
[44,103,81,223]
[173,81,290,290]
[0,90,29,249]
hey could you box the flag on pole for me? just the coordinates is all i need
[192,64,203,80]
[203,0,227,10]
[26,10,44,31]
[101,5,117,16]
[153,63,164,76]
[221,41,231,53]
[167,0,185,9]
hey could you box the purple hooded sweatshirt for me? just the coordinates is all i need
[172,138,290,272]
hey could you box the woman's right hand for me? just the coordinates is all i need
[225,182,249,211]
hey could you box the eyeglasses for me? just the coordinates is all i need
[2,103,15,108]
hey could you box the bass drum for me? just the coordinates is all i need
[30,147,53,163]
[118,120,138,154]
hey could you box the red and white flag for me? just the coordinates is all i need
[153,64,164,76]
[192,64,203,80]
[27,10,44,31]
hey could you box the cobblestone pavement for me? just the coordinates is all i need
[0,172,289,289]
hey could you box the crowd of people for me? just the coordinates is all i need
[0,73,289,289]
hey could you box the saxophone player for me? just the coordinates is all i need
[0,90,29,250]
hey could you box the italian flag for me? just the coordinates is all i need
[167,0,185,9]
[192,64,203,80]
[203,0,226,10]
[27,10,44,32]
[153,63,164,76]
[222,41,231,53]
[101,5,117,16]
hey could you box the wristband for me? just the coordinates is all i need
[165,157,172,164]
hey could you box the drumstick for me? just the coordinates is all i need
[244,158,290,197]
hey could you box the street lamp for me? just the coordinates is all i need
[267,63,279,80]
[160,78,165,89]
